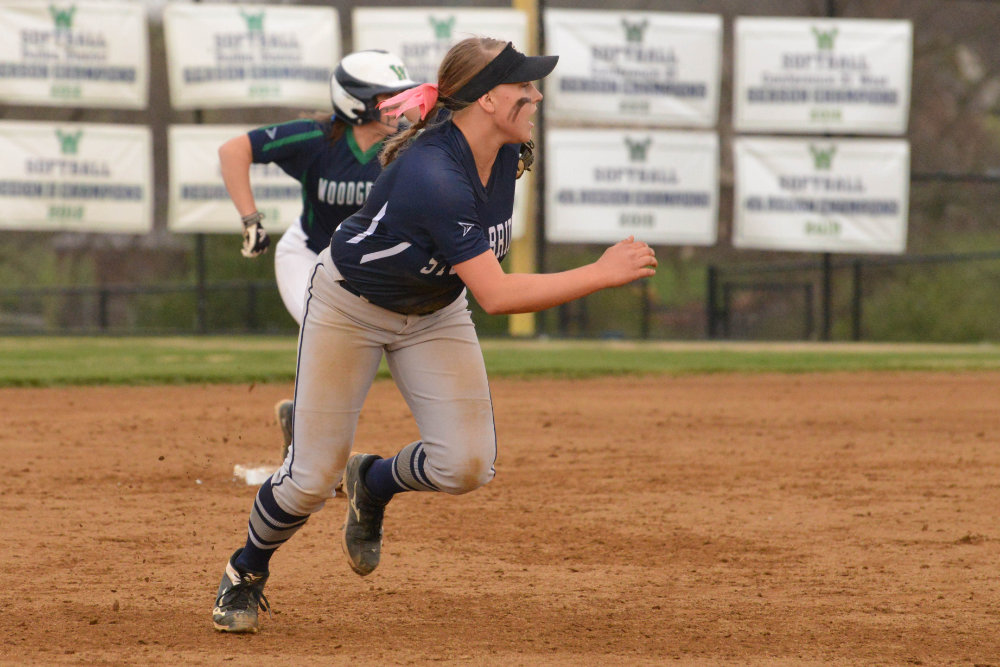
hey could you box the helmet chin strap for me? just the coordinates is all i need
[371,106,407,134]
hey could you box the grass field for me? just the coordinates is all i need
[2,335,1000,386]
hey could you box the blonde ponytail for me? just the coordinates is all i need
[380,113,436,166]
[379,37,506,166]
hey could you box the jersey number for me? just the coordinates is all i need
[420,258,453,276]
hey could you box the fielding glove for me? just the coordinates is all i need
[516,140,534,179]
[240,211,271,258]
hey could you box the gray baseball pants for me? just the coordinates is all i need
[269,247,497,517]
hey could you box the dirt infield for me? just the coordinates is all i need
[2,373,999,665]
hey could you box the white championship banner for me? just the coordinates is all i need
[352,8,527,84]
[734,17,912,135]
[733,137,909,254]
[0,0,148,108]
[163,4,338,110]
[544,9,722,127]
[545,128,718,245]
[168,125,300,234]
[0,120,151,233]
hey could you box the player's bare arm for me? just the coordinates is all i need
[218,134,257,217]
[219,133,270,258]
[455,236,657,315]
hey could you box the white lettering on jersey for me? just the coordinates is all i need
[487,217,513,259]
[420,257,442,275]
[317,179,373,206]
[419,257,457,276]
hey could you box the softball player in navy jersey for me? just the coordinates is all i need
[219,50,418,458]
[213,37,657,633]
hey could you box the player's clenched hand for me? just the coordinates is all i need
[240,211,271,258]
[595,236,657,287]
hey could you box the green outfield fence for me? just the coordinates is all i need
[0,277,653,339]
[0,280,290,336]
[4,248,1000,342]
[707,249,1000,343]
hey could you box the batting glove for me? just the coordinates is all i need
[240,211,271,258]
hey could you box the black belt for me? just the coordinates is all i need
[338,280,364,299]
[339,280,442,316]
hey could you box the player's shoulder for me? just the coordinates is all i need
[399,129,465,179]
[412,123,471,170]
[252,117,326,143]
[383,147,472,216]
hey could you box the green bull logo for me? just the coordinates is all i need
[240,9,265,33]
[49,5,76,30]
[56,129,83,155]
[429,16,455,40]
[625,137,652,163]
[809,144,836,170]
[811,26,838,50]
[621,18,649,44]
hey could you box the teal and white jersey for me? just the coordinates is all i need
[249,117,384,253]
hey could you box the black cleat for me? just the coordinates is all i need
[341,454,388,576]
[212,549,270,633]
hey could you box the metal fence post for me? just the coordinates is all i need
[722,282,732,339]
[196,234,207,334]
[805,284,815,340]
[821,252,832,341]
[247,282,257,332]
[706,265,717,339]
[851,260,863,341]
[641,279,651,339]
[98,288,109,331]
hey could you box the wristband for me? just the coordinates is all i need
[241,211,263,228]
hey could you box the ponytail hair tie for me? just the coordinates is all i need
[377,83,440,121]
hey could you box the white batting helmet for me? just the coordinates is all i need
[331,50,418,125]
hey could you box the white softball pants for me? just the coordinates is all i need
[274,221,317,326]
[269,247,497,518]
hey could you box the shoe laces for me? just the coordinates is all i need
[221,573,272,619]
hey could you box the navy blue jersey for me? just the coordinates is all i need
[331,120,517,315]
[248,118,383,254]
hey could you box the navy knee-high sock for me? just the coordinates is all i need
[364,456,407,502]
[364,441,440,499]
[234,477,309,573]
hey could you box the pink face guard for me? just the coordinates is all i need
[377,43,558,121]
[378,83,440,121]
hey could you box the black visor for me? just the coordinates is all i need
[452,42,559,104]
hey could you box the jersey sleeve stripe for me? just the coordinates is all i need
[347,202,387,244]
[360,242,412,264]
[347,220,379,244]
[261,129,324,153]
